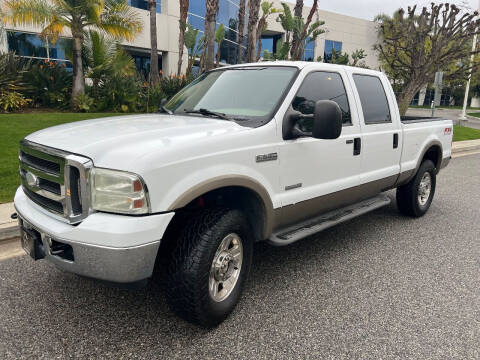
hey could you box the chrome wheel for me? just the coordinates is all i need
[209,233,243,302]
[418,172,432,206]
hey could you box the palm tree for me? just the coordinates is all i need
[215,24,225,67]
[255,2,282,61]
[148,0,160,85]
[3,0,142,104]
[177,0,189,75]
[204,0,219,71]
[246,0,261,63]
[236,0,246,63]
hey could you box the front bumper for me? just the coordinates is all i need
[14,187,174,283]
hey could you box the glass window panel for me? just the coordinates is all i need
[353,75,391,124]
[189,1,206,18]
[188,14,205,32]
[292,71,352,128]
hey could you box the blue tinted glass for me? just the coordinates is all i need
[7,31,71,60]
[261,37,274,54]
[188,13,205,31]
[189,1,206,17]
[128,0,160,13]
[217,0,239,30]
[333,41,342,52]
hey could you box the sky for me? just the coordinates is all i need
[286,0,479,21]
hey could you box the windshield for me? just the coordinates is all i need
[164,66,298,124]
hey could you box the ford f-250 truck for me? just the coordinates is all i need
[14,62,452,327]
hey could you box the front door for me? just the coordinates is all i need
[277,69,363,227]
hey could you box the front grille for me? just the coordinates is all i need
[20,150,61,174]
[23,186,64,214]
[19,140,92,223]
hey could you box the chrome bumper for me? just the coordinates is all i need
[14,187,174,283]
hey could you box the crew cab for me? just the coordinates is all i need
[14,62,452,327]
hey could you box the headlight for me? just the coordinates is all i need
[90,168,150,214]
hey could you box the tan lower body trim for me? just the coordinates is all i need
[272,175,399,231]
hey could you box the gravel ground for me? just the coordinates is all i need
[1,154,479,359]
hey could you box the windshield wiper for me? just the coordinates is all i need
[184,108,231,120]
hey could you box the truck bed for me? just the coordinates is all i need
[401,116,448,124]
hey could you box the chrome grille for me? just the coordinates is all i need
[19,140,93,223]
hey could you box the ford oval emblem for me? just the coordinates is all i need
[25,171,39,187]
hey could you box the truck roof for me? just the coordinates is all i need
[222,61,383,76]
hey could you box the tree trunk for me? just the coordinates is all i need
[246,0,261,63]
[149,0,160,84]
[291,0,303,57]
[216,40,222,67]
[177,0,189,75]
[291,0,318,60]
[71,30,85,104]
[397,81,422,116]
[237,0,246,63]
[255,16,266,61]
[204,0,219,71]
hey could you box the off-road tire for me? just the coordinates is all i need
[164,208,253,327]
[396,159,436,217]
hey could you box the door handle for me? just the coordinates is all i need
[346,139,354,144]
[353,137,361,156]
[393,133,399,149]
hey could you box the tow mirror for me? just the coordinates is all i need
[312,100,342,140]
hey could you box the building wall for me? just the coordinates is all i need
[1,0,380,73]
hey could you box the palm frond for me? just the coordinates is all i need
[41,16,69,43]
[3,0,56,27]
[99,0,142,40]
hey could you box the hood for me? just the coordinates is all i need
[26,114,248,169]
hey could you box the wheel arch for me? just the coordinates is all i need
[167,175,275,241]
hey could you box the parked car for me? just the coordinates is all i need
[14,62,453,327]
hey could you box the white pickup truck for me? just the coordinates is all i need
[14,62,452,327]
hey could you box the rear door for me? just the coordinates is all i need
[347,71,402,189]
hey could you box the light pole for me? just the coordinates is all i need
[460,0,480,121]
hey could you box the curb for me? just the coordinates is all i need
[1,140,480,243]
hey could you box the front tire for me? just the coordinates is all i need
[164,208,253,327]
[396,159,436,217]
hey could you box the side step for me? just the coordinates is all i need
[268,194,391,246]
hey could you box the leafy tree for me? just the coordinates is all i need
[275,2,325,60]
[374,3,480,115]
[82,31,135,98]
[204,0,220,71]
[256,2,282,61]
[325,48,368,67]
[148,0,160,85]
[215,24,225,67]
[181,21,205,77]
[177,0,189,75]
[3,0,142,105]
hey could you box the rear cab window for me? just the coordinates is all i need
[352,74,391,125]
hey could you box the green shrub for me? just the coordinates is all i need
[0,91,32,112]
[96,72,143,112]
[159,74,194,100]
[73,94,94,112]
[0,52,30,93]
[23,60,72,108]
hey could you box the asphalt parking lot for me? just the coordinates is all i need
[1,153,479,359]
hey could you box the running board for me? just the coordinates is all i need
[268,194,391,246]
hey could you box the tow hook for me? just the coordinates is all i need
[11,213,18,220]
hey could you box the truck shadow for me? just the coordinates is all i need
[3,194,434,356]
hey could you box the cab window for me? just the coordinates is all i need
[292,71,352,132]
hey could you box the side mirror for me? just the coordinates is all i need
[312,100,342,140]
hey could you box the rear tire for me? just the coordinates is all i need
[164,208,253,327]
[396,159,436,217]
